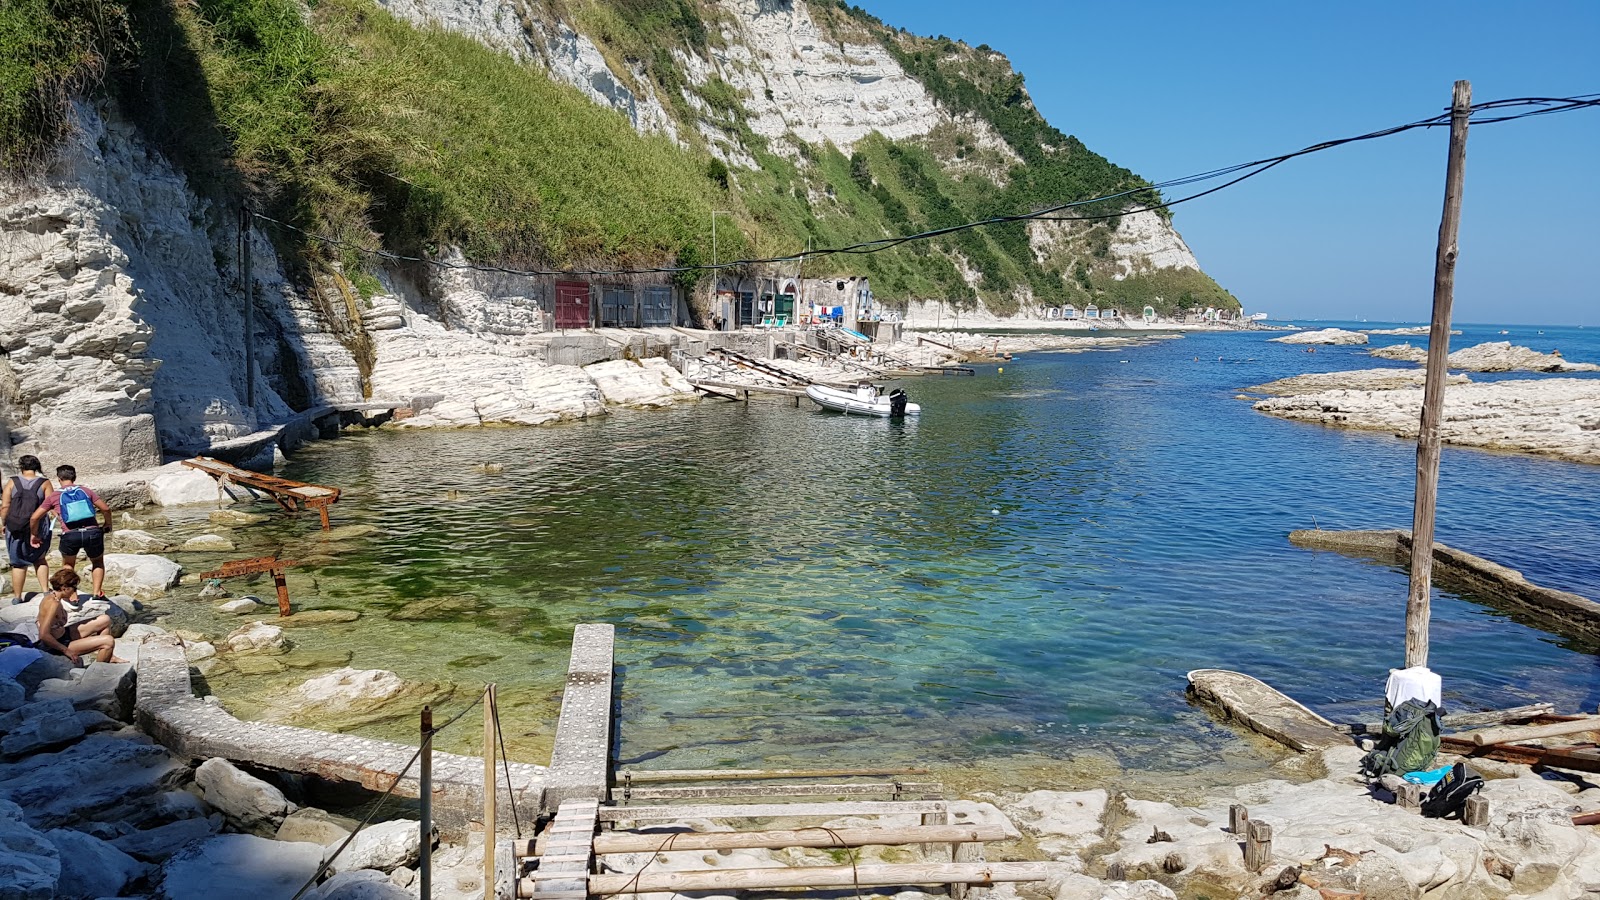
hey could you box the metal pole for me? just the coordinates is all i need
[1406,79,1472,669]
[420,705,433,899]
[483,685,496,900]
[240,204,255,410]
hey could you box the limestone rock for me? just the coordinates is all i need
[231,655,288,675]
[183,641,216,663]
[0,798,60,900]
[948,799,1021,839]
[113,814,222,862]
[312,868,415,899]
[179,533,236,552]
[0,673,23,712]
[276,609,362,627]
[103,553,183,599]
[106,528,172,553]
[282,648,356,670]
[277,806,356,846]
[372,336,606,428]
[269,667,453,728]
[1270,328,1368,345]
[148,465,232,507]
[218,597,262,615]
[0,731,185,828]
[32,662,136,719]
[194,758,291,832]
[1250,368,1470,396]
[159,834,324,900]
[45,826,147,899]
[1000,789,1108,855]
[209,509,269,526]
[585,357,697,408]
[1374,339,1600,373]
[224,621,286,653]
[1253,377,1600,465]
[0,699,86,757]
[328,818,422,874]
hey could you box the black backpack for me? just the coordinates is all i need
[1421,762,1484,818]
[4,476,45,533]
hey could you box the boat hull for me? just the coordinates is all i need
[806,385,921,417]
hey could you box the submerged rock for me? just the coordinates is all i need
[1270,328,1368,345]
[276,609,362,627]
[224,621,286,653]
[388,596,486,622]
[179,533,236,552]
[107,529,172,553]
[209,509,269,526]
[217,597,262,615]
[267,667,453,728]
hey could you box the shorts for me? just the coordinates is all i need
[59,527,104,561]
[5,528,49,569]
[44,623,84,656]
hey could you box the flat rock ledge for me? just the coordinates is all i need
[1289,528,1600,640]
[1370,340,1600,373]
[1252,377,1600,464]
[1270,328,1368,345]
[1248,368,1469,396]
[134,635,543,830]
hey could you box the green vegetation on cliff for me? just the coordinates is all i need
[2,0,1236,314]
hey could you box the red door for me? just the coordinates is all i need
[555,281,591,329]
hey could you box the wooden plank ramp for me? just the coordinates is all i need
[181,455,342,529]
[1187,668,1348,752]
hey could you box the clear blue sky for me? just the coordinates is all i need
[859,0,1600,325]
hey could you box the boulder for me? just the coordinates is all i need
[0,731,185,829]
[585,357,697,408]
[32,661,136,719]
[178,533,236,552]
[328,819,422,874]
[312,869,415,899]
[194,758,291,832]
[106,529,172,553]
[159,834,323,900]
[268,667,453,728]
[183,641,217,663]
[0,699,86,757]
[209,509,268,526]
[0,673,23,712]
[103,554,183,599]
[1270,328,1368,345]
[0,798,59,900]
[113,814,222,862]
[198,579,229,599]
[45,826,147,899]
[277,806,356,846]
[147,464,233,507]
[218,597,262,615]
[11,651,74,692]
[224,621,286,653]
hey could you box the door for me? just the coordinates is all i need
[555,281,591,329]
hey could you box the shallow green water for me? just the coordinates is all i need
[147,326,1600,790]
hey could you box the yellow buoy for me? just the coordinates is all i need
[998,367,1004,374]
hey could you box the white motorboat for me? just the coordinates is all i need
[806,384,920,417]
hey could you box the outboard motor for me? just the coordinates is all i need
[888,388,908,419]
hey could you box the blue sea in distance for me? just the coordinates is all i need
[225,319,1600,783]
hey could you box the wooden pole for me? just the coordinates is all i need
[1406,79,1472,669]
[420,706,433,900]
[240,204,256,410]
[1466,715,1600,747]
[568,824,1009,857]
[578,861,1060,896]
[483,685,497,900]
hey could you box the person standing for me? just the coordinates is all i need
[2,455,54,604]
[30,465,112,602]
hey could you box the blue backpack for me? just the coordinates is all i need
[58,486,96,528]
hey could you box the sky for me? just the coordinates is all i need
[858,0,1600,325]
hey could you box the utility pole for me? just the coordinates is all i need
[239,204,256,410]
[1406,79,1472,669]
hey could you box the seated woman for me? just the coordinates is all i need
[36,569,123,665]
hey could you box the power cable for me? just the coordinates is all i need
[249,94,1600,279]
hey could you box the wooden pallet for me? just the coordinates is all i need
[182,456,342,529]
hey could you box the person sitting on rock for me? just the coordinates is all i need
[30,464,112,602]
[2,454,54,604]
[36,569,122,665]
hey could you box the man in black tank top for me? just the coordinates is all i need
[2,455,54,604]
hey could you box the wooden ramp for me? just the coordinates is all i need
[182,456,342,529]
[500,624,1050,900]
[1187,668,1347,752]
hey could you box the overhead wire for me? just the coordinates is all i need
[250,94,1600,279]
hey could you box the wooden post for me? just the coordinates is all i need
[484,684,497,900]
[1406,79,1472,669]
[240,204,255,411]
[421,706,433,900]
[1229,804,1249,835]
[1244,820,1272,872]
[1463,795,1490,827]
[1397,781,1422,810]
[271,567,290,617]
[951,841,983,900]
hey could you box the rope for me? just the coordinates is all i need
[287,689,487,900]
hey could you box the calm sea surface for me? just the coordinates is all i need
[159,321,1600,787]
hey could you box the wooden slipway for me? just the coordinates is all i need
[1188,668,1348,752]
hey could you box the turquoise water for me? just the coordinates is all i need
[162,322,1600,786]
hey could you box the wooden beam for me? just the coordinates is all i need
[574,861,1060,896]
[619,767,929,783]
[580,824,1009,856]
[597,799,947,822]
[614,781,944,802]
[1335,703,1556,735]
[1406,79,1472,668]
[1465,716,1600,747]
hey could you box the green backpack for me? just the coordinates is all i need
[1360,699,1443,778]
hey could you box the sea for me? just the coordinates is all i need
[156,320,1600,789]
